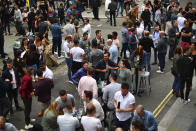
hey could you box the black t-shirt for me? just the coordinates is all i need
[181,27,192,43]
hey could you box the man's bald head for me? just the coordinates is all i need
[0,116,6,129]
[136,105,144,112]
[136,105,145,118]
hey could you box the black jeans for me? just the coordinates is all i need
[0,36,5,55]
[180,77,192,100]
[93,7,99,19]
[3,21,10,34]
[144,21,151,32]
[120,43,128,58]
[0,97,11,117]
[15,21,22,34]
[153,48,157,63]
[7,88,20,112]
[71,61,83,75]
[22,97,32,125]
[110,11,116,26]
[158,52,166,71]
[28,24,35,34]
[115,117,131,131]
[52,37,62,57]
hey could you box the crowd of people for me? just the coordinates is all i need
[0,0,196,131]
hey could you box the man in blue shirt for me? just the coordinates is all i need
[120,22,129,59]
[152,25,160,65]
[131,105,158,131]
[107,39,118,64]
[51,18,63,58]
[57,105,80,131]
[129,28,138,62]
[71,61,88,85]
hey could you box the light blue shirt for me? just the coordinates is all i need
[152,31,160,48]
[57,113,80,131]
[109,44,118,64]
[131,110,158,131]
[121,27,129,44]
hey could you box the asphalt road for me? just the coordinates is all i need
[2,0,195,129]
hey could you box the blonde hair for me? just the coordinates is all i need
[45,101,58,116]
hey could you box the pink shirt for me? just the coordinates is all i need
[78,76,98,99]
[113,39,120,48]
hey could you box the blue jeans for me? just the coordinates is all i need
[172,76,181,93]
[66,58,72,81]
[117,2,124,16]
[129,44,137,62]
[169,45,176,59]
[153,48,157,63]
[143,52,151,72]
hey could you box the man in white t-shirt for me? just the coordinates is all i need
[81,103,102,131]
[70,39,85,74]
[83,90,104,121]
[82,18,91,39]
[177,11,187,32]
[114,83,135,131]
[136,22,144,40]
[64,35,73,81]
[39,61,54,80]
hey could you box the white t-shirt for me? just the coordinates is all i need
[82,24,91,39]
[64,41,72,58]
[114,91,135,121]
[137,27,144,40]
[81,116,102,131]
[177,16,186,32]
[43,66,54,80]
[84,98,104,121]
[70,47,85,62]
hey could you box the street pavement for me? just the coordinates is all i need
[1,0,196,130]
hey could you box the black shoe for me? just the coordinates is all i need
[152,62,157,65]
[3,52,8,56]
[16,106,23,111]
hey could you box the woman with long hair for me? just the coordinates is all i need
[23,44,40,77]
[34,33,44,55]
[132,45,145,94]
[172,46,182,97]
[118,59,133,92]
[42,101,59,131]
[42,38,58,68]
[20,38,29,52]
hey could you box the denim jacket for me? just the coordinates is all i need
[131,110,158,131]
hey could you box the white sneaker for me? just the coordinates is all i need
[68,80,73,84]
[54,52,58,55]
[25,124,33,129]
[156,70,164,73]
[31,118,36,122]
[184,99,191,104]
[58,55,64,59]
